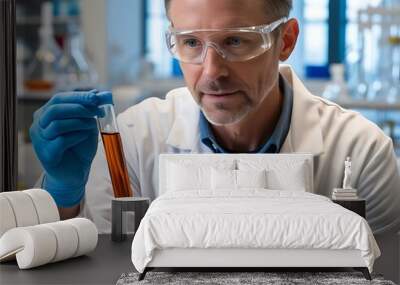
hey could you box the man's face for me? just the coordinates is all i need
[169,0,282,125]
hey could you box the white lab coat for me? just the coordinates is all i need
[82,65,400,235]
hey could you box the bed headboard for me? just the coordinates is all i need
[159,153,314,195]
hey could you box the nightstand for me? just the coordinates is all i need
[332,199,366,218]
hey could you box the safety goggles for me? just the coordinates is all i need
[165,17,287,64]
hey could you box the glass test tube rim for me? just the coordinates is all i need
[98,103,119,134]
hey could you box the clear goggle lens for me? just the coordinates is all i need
[165,17,286,64]
[167,31,271,64]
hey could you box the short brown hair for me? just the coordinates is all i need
[164,0,293,19]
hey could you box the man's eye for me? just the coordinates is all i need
[225,36,242,46]
[183,38,201,48]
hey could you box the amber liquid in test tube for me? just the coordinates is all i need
[97,97,132,198]
[101,132,132,197]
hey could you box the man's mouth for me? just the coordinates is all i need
[202,91,238,97]
[200,91,241,105]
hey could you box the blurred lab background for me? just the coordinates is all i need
[16,0,400,189]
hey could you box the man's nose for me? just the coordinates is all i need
[201,45,229,80]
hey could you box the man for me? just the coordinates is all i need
[30,0,400,235]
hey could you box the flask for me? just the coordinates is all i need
[57,22,98,91]
[322,64,349,102]
[24,2,62,92]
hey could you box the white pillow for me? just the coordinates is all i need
[266,162,306,191]
[236,169,267,188]
[211,169,267,190]
[238,158,309,191]
[167,162,211,191]
[211,168,236,190]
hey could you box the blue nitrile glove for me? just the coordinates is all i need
[30,90,113,207]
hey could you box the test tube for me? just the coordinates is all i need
[96,93,133,198]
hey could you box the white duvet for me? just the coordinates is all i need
[131,190,380,273]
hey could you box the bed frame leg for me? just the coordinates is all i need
[138,268,148,281]
[354,267,371,280]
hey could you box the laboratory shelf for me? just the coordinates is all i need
[16,15,79,25]
[334,100,400,111]
[17,90,53,101]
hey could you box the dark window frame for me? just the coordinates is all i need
[305,0,347,79]
[0,0,17,192]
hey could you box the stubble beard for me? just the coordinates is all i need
[200,100,252,126]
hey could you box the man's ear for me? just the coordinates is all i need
[279,18,299,61]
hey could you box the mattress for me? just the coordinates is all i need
[131,190,380,273]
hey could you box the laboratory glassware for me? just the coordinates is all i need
[322,64,349,101]
[57,22,98,91]
[24,2,62,92]
[97,96,133,198]
[386,20,400,102]
[353,10,370,100]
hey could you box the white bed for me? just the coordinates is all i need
[131,154,380,280]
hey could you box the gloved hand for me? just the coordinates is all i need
[30,90,112,207]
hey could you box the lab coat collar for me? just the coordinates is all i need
[279,65,324,156]
[165,88,201,151]
[166,65,324,156]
